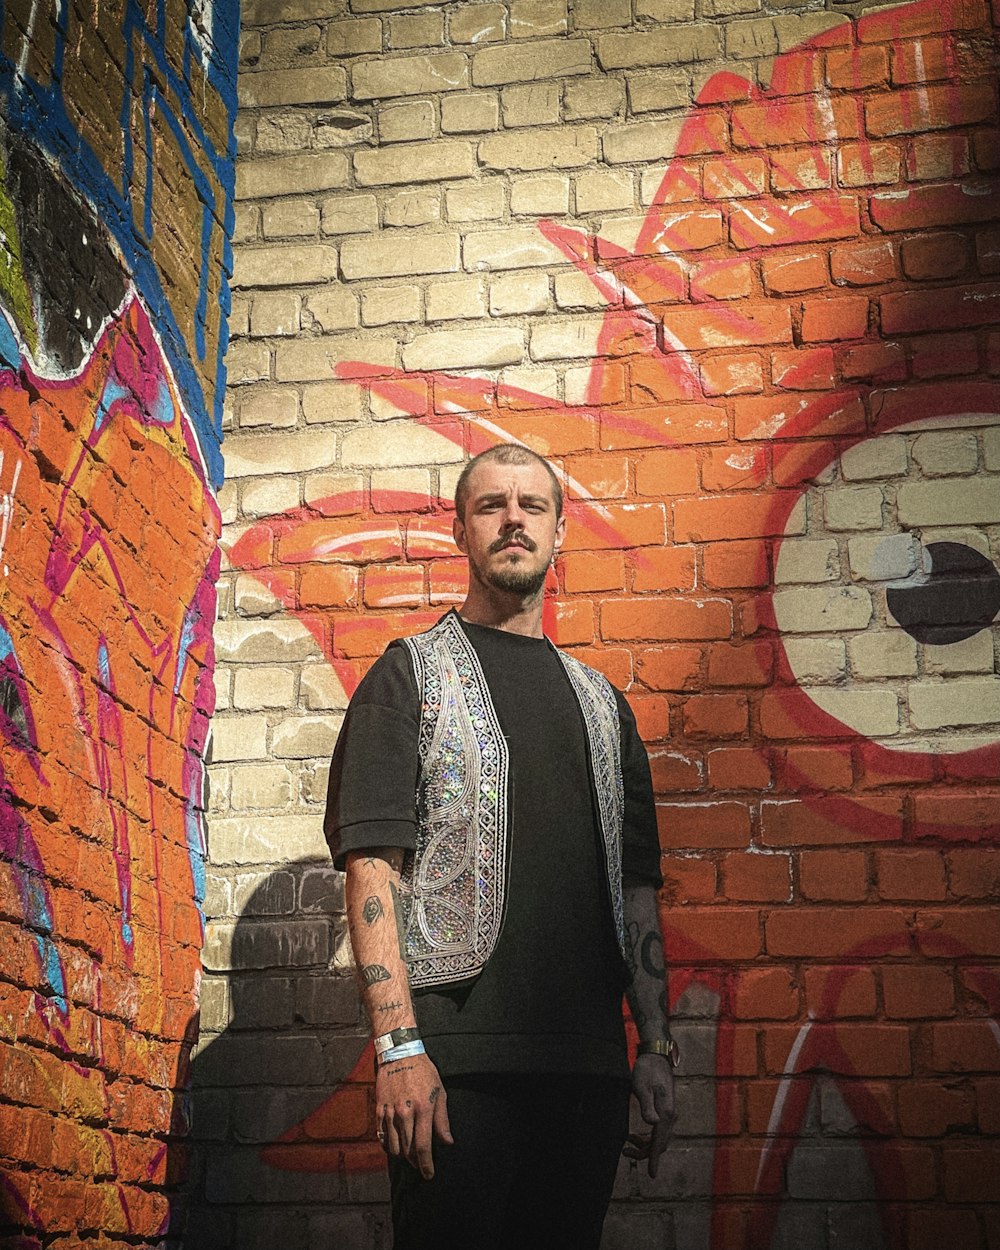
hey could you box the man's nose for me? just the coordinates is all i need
[500,499,525,528]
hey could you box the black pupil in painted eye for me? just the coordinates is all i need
[887,542,1000,646]
[0,675,29,744]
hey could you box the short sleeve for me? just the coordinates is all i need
[615,689,663,888]
[323,643,421,870]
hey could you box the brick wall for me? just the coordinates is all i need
[0,1,238,1244]
[205,1,999,1246]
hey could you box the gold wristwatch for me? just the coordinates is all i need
[637,1035,680,1066]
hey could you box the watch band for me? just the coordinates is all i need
[637,1035,680,1066]
[374,1026,421,1058]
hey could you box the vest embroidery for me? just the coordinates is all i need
[401,613,625,988]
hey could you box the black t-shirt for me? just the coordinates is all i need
[325,614,661,1080]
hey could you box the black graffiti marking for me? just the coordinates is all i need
[361,964,391,987]
[887,542,1000,646]
[641,931,666,980]
[362,895,384,925]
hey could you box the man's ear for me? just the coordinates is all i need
[453,512,467,553]
[553,513,567,553]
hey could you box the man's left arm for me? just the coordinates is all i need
[623,883,676,1178]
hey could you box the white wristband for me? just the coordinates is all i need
[378,1039,426,1066]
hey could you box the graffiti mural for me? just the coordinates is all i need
[223,0,998,1243]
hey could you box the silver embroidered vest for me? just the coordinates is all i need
[399,612,626,989]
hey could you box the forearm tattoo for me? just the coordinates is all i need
[376,1000,404,1015]
[641,931,665,979]
[361,963,391,987]
[624,920,640,980]
[362,894,384,925]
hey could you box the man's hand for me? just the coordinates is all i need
[376,1051,453,1179]
[623,1052,675,1178]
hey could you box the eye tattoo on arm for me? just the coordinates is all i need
[361,964,391,987]
[362,895,384,925]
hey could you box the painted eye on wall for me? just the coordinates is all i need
[773,415,1000,756]
[0,622,35,752]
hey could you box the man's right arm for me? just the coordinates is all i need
[344,847,452,1179]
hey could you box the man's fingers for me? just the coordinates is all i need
[432,1084,453,1144]
[647,1106,672,1179]
[411,1105,435,1180]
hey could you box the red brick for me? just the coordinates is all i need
[332,610,438,659]
[562,501,666,550]
[428,557,467,604]
[734,389,865,441]
[762,251,828,294]
[838,140,902,187]
[404,517,455,560]
[603,402,729,449]
[947,849,1000,900]
[699,352,764,396]
[770,346,834,391]
[974,127,1000,172]
[626,692,669,742]
[765,907,912,958]
[649,751,703,793]
[714,1141,782,1197]
[908,1208,982,1250]
[731,192,859,250]
[732,97,861,148]
[278,515,404,564]
[776,745,853,792]
[825,45,889,90]
[838,341,908,382]
[682,693,748,738]
[700,444,769,492]
[913,792,1000,838]
[866,1141,938,1198]
[889,33,954,85]
[868,82,997,137]
[764,1021,911,1076]
[661,855,717,904]
[871,180,1000,231]
[601,596,731,642]
[658,802,751,850]
[635,644,702,692]
[706,641,774,688]
[701,539,769,589]
[855,740,938,789]
[628,355,698,405]
[633,448,700,497]
[760,796,904,846]
[732,967,799,1020]
[883,282,1000,335]
[800,294,869,343]
[674,492,800,542]
[908,131,972,182]
[564,646,632,688]
[721,852,790,903]
[362,563,425,609]
[707,746,772,791]
[931,1020,1000,1073]
[943,1143,1000,1201]
[561,551,624,594]
[975,1078,1000,1132]
[799,849,868,902]
[563,453,628,499]
[916,909,1000,958]
[629,546,697,593]
[551,598,594,646]
[663,907,762,961]
[803,964,878,1019]
[690,257,755,302]
[899,230,970,280]
[501,410,598,455]
[911,331,980,378]
[885,965,956,1024]
[876,850,947,902]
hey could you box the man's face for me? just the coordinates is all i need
[453,459,566,598]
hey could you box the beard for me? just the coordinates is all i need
[471,533,549,597]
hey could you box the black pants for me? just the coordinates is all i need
[388,1073,630,1250]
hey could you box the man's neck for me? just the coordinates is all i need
[457,585,546,637]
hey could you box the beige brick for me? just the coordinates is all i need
[562,79,625,120]
[263,199,320,239]
[341,421,464,467]
[211,715,269,762]
[241,476,300,519]
[402,326,525,371]
[371,466,433,503]
[225,341,271,384]
[598,210,722,252]
[304,470,366,509]
[327,18,383,57]
[596,26,719,71]
[238,67,347,109]
[773,13,849,53]
[273,715,340,759]
[275,335,395,382]
[554,271,608,311]
[255,112,313,156]
[426,276,488,321]
[379,99,436,143]
[915,527,991,558]
[480,125,599,172]
[839,435,908,481]
[983,427,1000,470]
[445,181,505,222]
[510,174,570,215]
[896,479,998,527]
[320,193,379,237]
[449,4,506,43]
[772,585,873,633]
[382,188,441,228]
[208,814,328,866]
[575,169,633,214]
[473,38,592,87]
[249,291,300,338]
[464,225,566,271]
[314,113,373,148]
[302,288,359,332]
[389,13,444,48]
[441,92,500,133]
[362,285,423,326]
[807,687,900,737]
[215,619,320,664]
[604,117,720,165]
[301,763,333,805]
[510,0,567,37]
[774,538,839,584]
[233,203,259,244]
[823,486,884,532]
[908,678,1000,731]
[530,317,602,361]
[355,139,475,186]
[232,244,338,289]
[781,638,846,684]
[911,431,979,477]
[627,70,692,115]
[229,296,251,339]
[236,153,349,201]
[217,482,239,525]
[702,0,759,14]
[924,630,995,676]
[500,365,560,401]
[224,430,337,479]
[574,0,631,28]
[301,663,351,711]
[341,231,460,279]
[233,665,297,715]
[501,82,561,127]
[490,271,550,316]
[724,18,777,59]
[229,764,295,810]
[848,631,918,679]
[565,360,623,404]
[847,533,920,582]
[261,24,322,67]
[302,382,363,424]
[352,52,469,100]
[231,573,283,616]
[636,0,695,16]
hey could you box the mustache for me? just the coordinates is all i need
[489,531,537,554]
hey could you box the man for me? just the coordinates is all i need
[325,445,676,1250]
